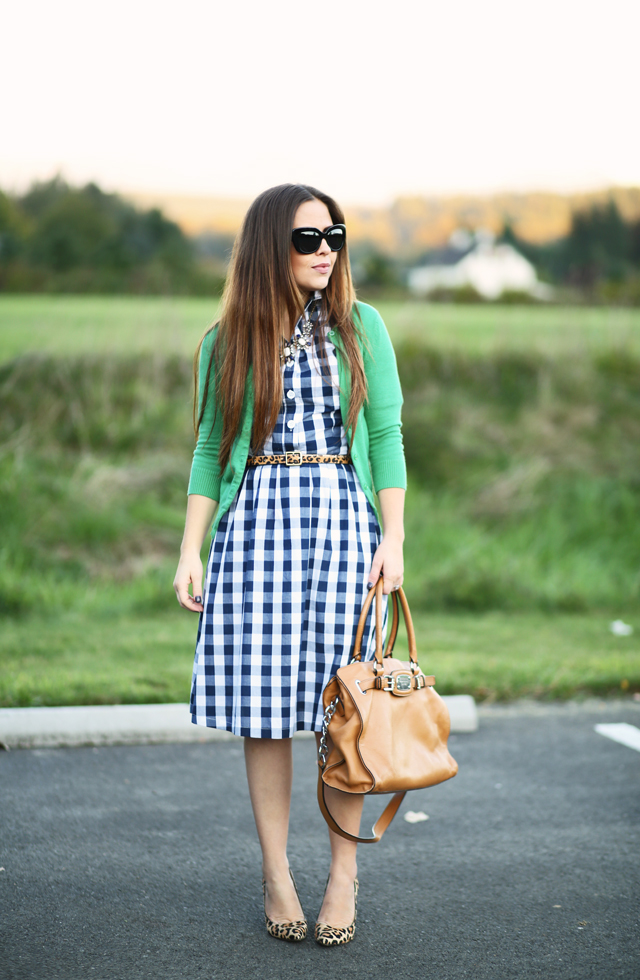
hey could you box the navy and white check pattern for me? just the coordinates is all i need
[190,295,385,738]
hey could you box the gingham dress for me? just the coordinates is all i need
[190,296,384,738]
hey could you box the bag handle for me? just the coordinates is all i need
[317,773,406,843]
[386,589,400,657]
[351,578,417,667]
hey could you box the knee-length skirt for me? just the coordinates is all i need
[190,461,384,739]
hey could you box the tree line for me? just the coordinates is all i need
[0,177,225,295]
[1,178,639,302]
[503,200,640,298]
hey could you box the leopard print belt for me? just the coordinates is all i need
[247,452,352,467]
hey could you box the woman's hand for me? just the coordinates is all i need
[173,494,217,612]
[368,534,404,595]
[173,550,205,612]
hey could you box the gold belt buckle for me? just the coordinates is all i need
[285,451,302,466]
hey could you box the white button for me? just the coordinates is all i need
[287,420,295,429]
[287,390,295,399]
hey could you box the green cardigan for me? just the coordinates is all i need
[188,301,406,538]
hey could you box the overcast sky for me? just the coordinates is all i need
[2,0,639,205]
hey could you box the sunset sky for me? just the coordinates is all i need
[3,0,639,205]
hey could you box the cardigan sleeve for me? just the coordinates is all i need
[187,329,223,500]
[358,304,407,492]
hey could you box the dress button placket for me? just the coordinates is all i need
[283,359,298,447]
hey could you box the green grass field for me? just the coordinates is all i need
[2,294,640,363]
[1,294,639,705]
[375,300,640,354]
[0,295,220,363]
[1,607,637,708]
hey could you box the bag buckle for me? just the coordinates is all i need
[285,451,302,466]
[380,672,415,694]
[395,672,413,692]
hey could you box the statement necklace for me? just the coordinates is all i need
[280,306,315,368]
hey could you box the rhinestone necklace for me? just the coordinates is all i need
[280,305,315,368]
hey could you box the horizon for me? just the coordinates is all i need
[7,177,639,251]
[4,174,640,210]
[5,176,640,252]
[126,183,640,248]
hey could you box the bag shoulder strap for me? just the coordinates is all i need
[317,770,406,844]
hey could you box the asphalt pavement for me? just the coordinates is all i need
[1,701,639,980]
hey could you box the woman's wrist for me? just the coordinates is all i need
[377,487,405,545]
[180,541,204,558]
[180,495,217,559]
[381,529,405,544]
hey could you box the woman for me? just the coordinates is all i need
[173,183,406,946]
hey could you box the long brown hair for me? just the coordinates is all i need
[194,183,367,472]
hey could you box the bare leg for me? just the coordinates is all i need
[244,736,304,923]
[315,733,362,927]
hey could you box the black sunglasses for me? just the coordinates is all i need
[291,223,346,255]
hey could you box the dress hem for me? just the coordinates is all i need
[190,714,322,739]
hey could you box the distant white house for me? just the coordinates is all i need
[408,230,551,300]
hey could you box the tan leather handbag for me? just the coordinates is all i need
[317,578,458,843]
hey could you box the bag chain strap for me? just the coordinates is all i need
[317,696,340,769]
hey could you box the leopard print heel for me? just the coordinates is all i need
[314,878,359,947]
[262,871,308,942]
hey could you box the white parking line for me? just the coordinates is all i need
[595,723,640,753]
